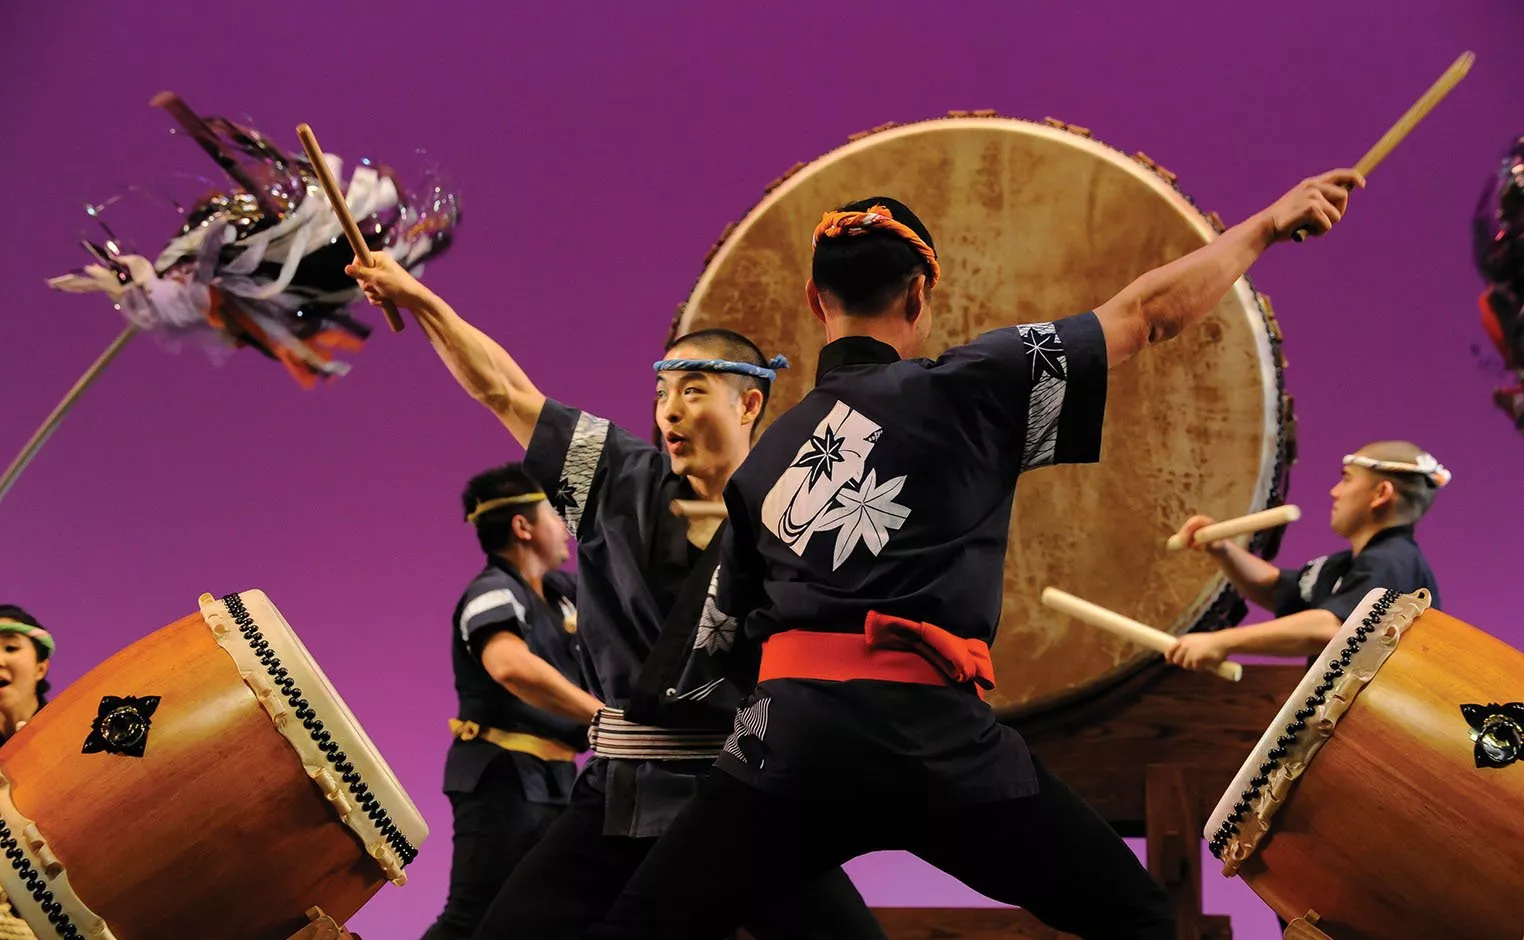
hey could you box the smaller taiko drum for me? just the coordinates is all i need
[0,590,427,940]
[1206,588,1524,940]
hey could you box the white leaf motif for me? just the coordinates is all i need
[813,469,911,569]
[693,567,738,653]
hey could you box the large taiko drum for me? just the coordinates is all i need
[1206,588,1524,939]
[672,114,1295,717]
[0,590,427,940]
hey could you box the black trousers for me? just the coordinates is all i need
[586,756,1176,940]
[469,769,886,940]
[421,759,565,940]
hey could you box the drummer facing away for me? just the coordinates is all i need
[1167,441,1446,673]
[422,463,601,940]
[577,168,1366,940]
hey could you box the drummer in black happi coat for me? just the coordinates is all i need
[345,256,885,940]
[581,168,1365,939]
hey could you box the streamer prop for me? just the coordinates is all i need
[2,93,461,508]
[1473,132,1524,431]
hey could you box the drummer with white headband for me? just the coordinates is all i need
[1168,441,1447,673]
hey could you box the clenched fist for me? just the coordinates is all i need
[1263,169,1366,242]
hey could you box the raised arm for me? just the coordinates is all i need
[346,254,546,447]
[1095,169,1365,368]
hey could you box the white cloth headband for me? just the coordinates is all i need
[1342,452,1452,487]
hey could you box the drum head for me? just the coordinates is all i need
[675,116,1291,717]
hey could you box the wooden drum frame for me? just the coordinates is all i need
[0,590,427,940]
[1207,589,1524,940]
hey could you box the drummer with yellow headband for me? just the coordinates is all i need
[1167,441,1446,673]
[423,463,600,940]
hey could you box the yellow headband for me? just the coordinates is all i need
[466,492,547,524]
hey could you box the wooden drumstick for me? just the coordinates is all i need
[1041,587,1243,682]
[294,123,405,333]
[1291,51,1474,243]
[0,324,137,509]
[670,499,728,519]
[1166,504,1301,550]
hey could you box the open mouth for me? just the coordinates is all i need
[665,431,689,454]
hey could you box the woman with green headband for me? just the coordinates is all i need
[0,605,53,746]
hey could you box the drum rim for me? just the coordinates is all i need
[0,767,117,940]
[201,591,428,882]
[673,113,1294,713]
[1204,587,1430,869]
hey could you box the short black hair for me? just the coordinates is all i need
[811,196,937,316]
[665,327,776,426]
[461,463,550,554]
[0,604,50,698]
[1356,441,1442,524]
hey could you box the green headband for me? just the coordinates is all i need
[0,620,54,659]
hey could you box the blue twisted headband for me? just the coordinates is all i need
[652,354,790,382]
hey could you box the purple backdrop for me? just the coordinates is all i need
[2,2,1521,937]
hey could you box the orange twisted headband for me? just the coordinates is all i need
[812,205,941,288]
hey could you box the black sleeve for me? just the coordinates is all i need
[523,398,666,541]
[934,310,1109,473]
[455,579,530,663]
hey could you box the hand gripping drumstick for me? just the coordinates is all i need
[1291,51,1474,242]
[295,123,406,333]
[1041,587,1243,682]
[1166,504,1301,551]
[670,499,728,520]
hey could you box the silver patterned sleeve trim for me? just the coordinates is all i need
[559,412,610,537]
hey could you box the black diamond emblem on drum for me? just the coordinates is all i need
[1461,702,1524,769]
[83,695,161,758]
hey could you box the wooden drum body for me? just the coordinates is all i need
[674,114,1296,717]
[1207,589,1524,940]
[0,590,426,940]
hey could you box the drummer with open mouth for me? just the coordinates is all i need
[0,605,53,746]
[343,255,885,939]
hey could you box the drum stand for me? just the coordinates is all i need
[1281,910,1334,939]
[285,907,361,940]
[865,660,1306,940]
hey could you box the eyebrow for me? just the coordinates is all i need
[656,371,710,386]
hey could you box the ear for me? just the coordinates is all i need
[904,274,928,325]
[738,387,765,427]
[1370,479,1397,511]
[805,279,826,324]
[510,511,537,542]
[34,658,48,683]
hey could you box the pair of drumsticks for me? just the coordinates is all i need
[1043,505,1301,684]
[301,48,1471,351]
